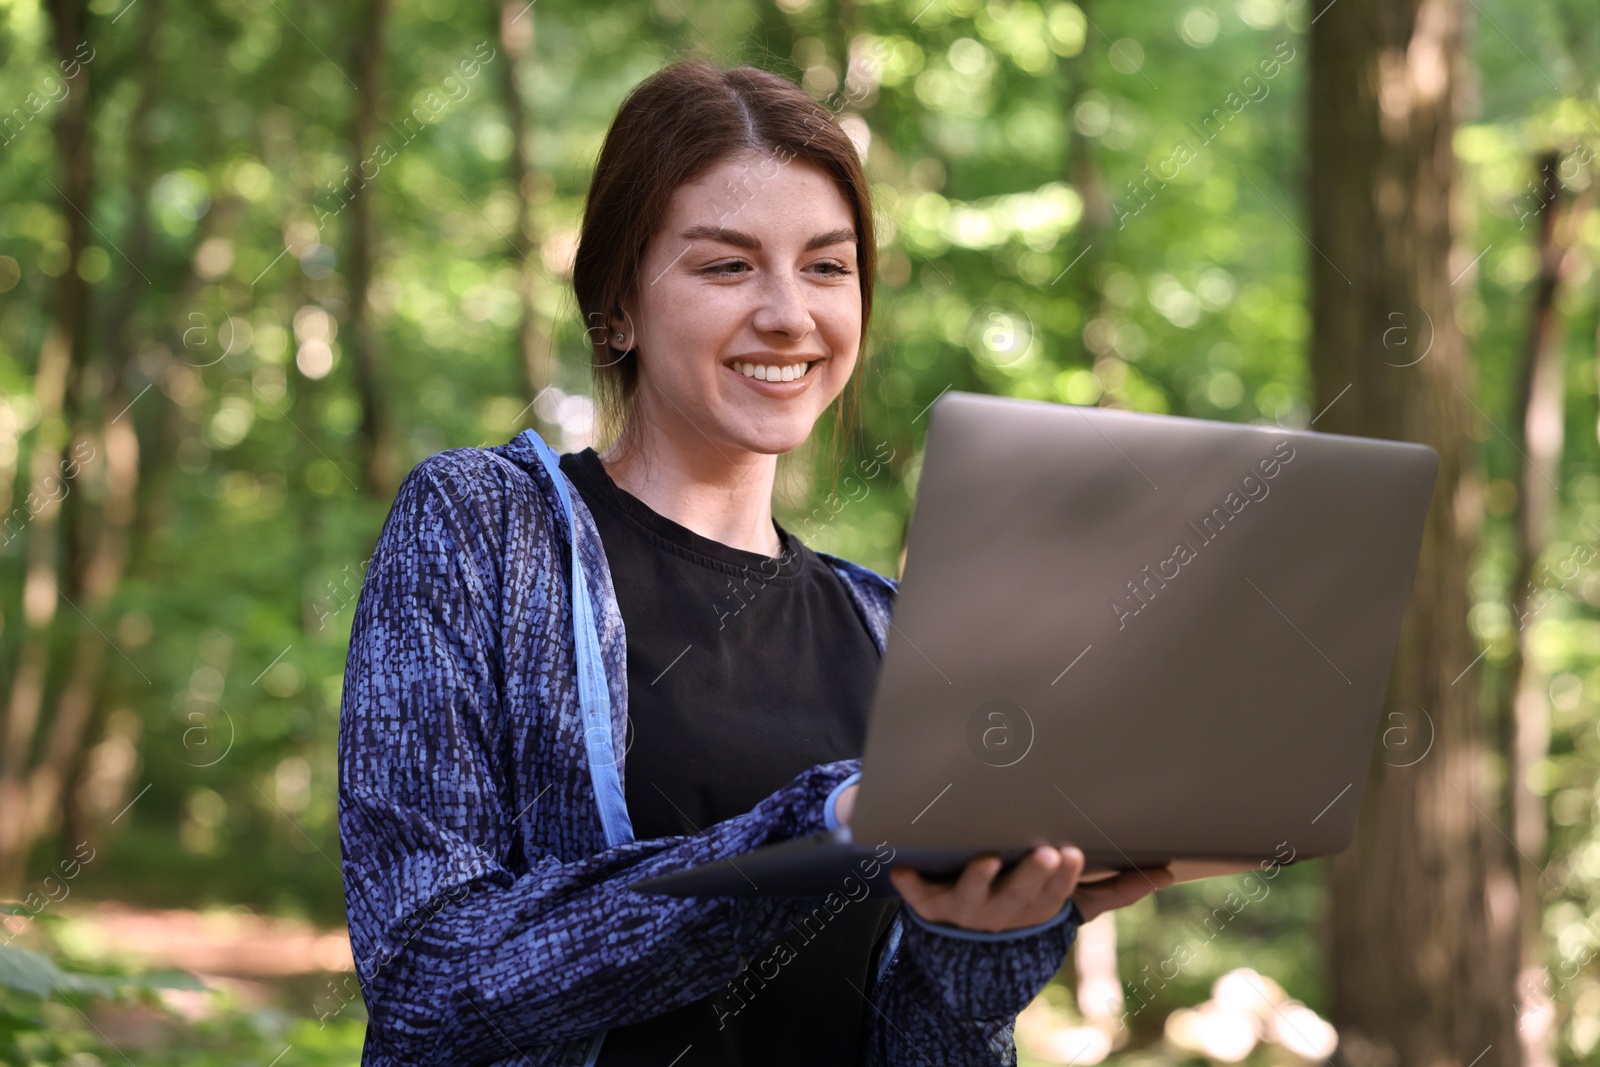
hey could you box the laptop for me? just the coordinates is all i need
[636,391,1438,897]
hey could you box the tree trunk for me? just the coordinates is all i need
[1074,913,1125,1045]
[1501,152,1578,1067]
[32,0,169,863]
[499,0,551,414]
[125,195,243,576]
[1310,0,1523,1064]
[345,0,397,497]
[824,0,857,112]
[1061,13,1124,1030]
[1061,0,1110,372]
[0,0,96,897]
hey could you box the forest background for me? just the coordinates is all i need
[1,0,1598,1064]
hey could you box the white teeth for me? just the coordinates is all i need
[736,361,811,381]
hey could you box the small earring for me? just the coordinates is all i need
[614,332,626,343]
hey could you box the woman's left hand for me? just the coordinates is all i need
[835,783,1174,932]
[889,847,1174,932]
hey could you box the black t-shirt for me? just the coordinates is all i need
[559,447,899,1067]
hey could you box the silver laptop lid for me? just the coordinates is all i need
[850,391,1438,867]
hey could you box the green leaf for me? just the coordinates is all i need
[52,968,121,999]
[0,945,63,998]
[0,996,46,1031]
[128,967,209,992]
[0,945,203,1003]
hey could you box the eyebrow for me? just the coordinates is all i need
[677,225,858,252]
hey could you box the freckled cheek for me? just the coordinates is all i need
[819,309,862,360]
[811,288,860,336]
[645,294,743,359]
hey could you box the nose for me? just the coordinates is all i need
[751,269,815,341]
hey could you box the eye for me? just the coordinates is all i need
[700,260,750,275]
[811,261,854,276]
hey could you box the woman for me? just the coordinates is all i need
[338,59,1170,1067]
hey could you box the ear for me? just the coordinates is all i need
[609,303,636,352]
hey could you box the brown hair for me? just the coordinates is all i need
[571,57,875,471]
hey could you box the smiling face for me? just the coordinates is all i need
[614,150,862,463]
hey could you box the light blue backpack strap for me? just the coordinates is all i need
[521,430,635,849]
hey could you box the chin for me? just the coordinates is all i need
[728,422,819,457]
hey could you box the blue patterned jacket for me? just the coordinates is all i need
[337,428,1083,1066]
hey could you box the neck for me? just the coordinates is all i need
[598,408,783,558]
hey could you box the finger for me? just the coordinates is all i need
[950,853,1005,915]
[889,863,960,915]
[1076,882,1145,922]
[992,846,1058,911]
[889,866,932,906]
[1041,846,1084,902]
[890,866,961,925]
[1119,865,1175,893]
[1005,847,1079,927]
[1085,869,1158,901]
[889,868,936,917]
[1075,866,1174,922]
[1083,866,1168,897]
[1023,847,1084,925]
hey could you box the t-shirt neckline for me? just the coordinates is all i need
[562,447,810,581]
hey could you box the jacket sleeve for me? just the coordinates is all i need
[865,901,1083,1065]
[338,460,859,1064]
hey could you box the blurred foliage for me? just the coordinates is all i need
[0,905,207,1065]
[1,0,1599,1062]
